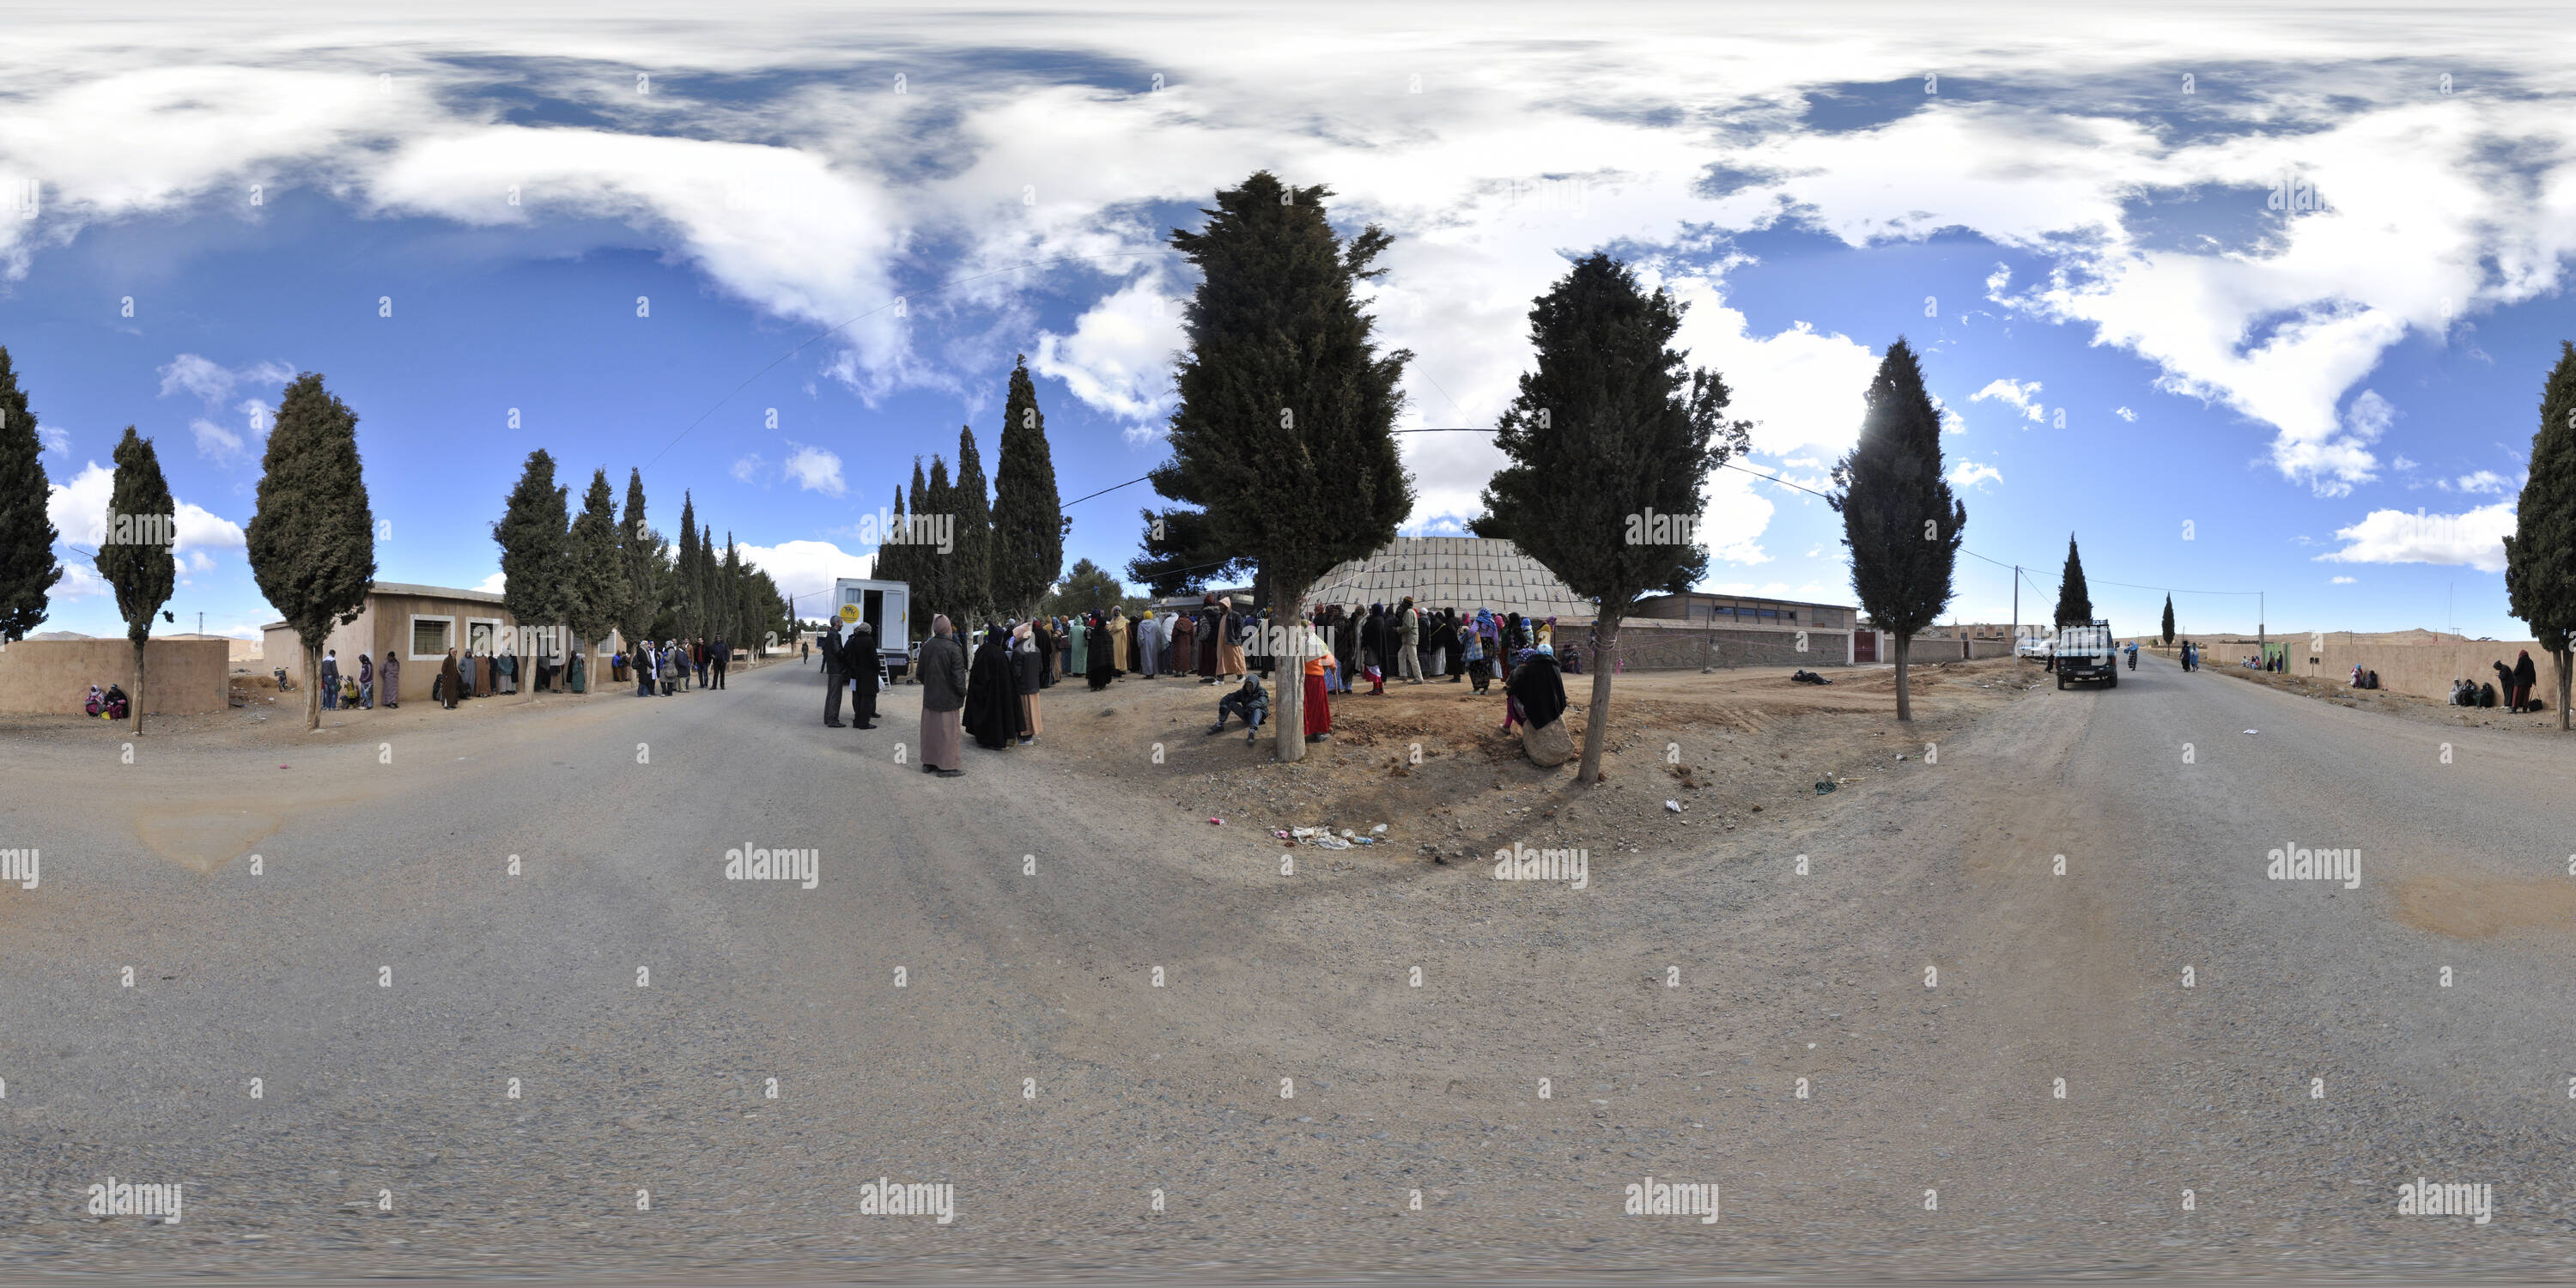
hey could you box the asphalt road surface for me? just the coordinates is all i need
[3,653,2573,1281]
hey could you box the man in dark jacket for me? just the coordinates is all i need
[847,623,882,729]
[822,622,848,726]
[710,636,729,690]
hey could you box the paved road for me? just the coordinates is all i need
[2,653,2571,1280]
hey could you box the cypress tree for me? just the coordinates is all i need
[96,428,177,732]
[699,523,718,646]
[1829,337,1965,722]
[0,348,62,642]
[2160,593,2175,647]
[2054,535,2093,626]
[2505,340,2576,731]
[1482,252,1749,784]
[676,493,701,639]
[720,532,746,649]
[1156,170,1413,762]
[495,450,569,700]
[992,355,1064,614]
[952,424,995,623]
[247,373,375,729]
[563,468,622,686]
[617,469,654,652]
[874,483,908,589]
[921,455,957,629]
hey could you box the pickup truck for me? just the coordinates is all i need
[2054,621,2118,689]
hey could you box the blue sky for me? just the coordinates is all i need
[6,3,2569,641]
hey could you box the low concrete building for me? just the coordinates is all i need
[262,582,626,706]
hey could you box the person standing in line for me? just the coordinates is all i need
[918,615,968,776]
[1086,612,1115,691]
[320,649,340,710]
[1135,609,1158,679]
[966,619,1023,749]
[847,623,881,729]
[356,651,374,709]
[1215,596,1248,680]
[1012,620,1043,745]
[1301,618,1333,744]
[822,622,848,726]
[1069,609,1090,678]
[711,635,729,690]
[1394,598,1422,683]
[438,647,461,709]
[635,641,655,696]
[2512,648,2538,714]
[380,649,401,708]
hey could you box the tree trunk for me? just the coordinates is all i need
[1894,635,1914,723]
[1273,587,1305,764]
[130,638,147,735]
[1577,612,1620,785]
[306,647,321,730]
[2558,647,2572,733]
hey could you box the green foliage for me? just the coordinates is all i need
[2160,593,2175,647]
[1152,170,1413,611]
[2055,534,2093,627]
[617,470,655,647]
[1127,506,1245,595]
[1043,557,1127,618]
[246,373,375,669]
[495,450,569,645]
[1832,337,1965,639]
[992,355,1065,614]
[1480,252,1747,615]
[951,425,995,622]
[2505,341,2576,667]
[98,426,177,647]
[0,347,61,641]
[563,469,622,650]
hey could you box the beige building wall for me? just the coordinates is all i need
[267,587,626,705]
[0,638,231,714]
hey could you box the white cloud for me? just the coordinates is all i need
[157,354,291,465]
[2450,469,2512,494]
[475,571,505,594]
[2113,406,2137,422]
[2391,454,2419,471]
[731,453,765,483]
[740,538,873,607]
[1971,379,2044,422]
[1032,274,1183,422]
[2316,502,2515,573]
[781,443,846,496]
[1947,460,2003,490]
[2330,575,2357,584]
[38,425,68,454]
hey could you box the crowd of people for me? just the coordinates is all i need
[857,593,1581,775]
[617,636,732,699]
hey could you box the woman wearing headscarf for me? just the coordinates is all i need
[1012,621,1043,744]
[1464,609,1494,694]
[439,647,461,709]
[1361,604,1388,695]
[1109,607,1131,676]
[1195,595,1220,682]
[964,620,1020,750]
[380,649,401,708]
[1300,617,1333,743]
[918,615,968,776]
[1069,609,1089,677]
[357,651,375,708]
[1034,615,1057,688]
[1086,612,1115,691]
[1426,609,1455,681]
[1135,608,1159,678]
[1170,608,1197,682]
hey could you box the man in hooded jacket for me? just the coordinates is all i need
[847,622,882,729]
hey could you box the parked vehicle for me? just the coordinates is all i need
[829,578,913,679]
[2055,621,2118,689]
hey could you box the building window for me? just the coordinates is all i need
[465,617,502,657]
[410,615,453,660]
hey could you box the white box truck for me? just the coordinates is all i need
[830,578,913,679]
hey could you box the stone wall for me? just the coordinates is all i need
[1567,623,1851,671]
[0,638,232,714]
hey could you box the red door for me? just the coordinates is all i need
[1856,630,1877,663]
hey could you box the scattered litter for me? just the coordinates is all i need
[1207,817,1224,825]
[1814,775,1838,795]
[1351,836,1376,847]
[1370,823,1388,835]
[1664,799,1682,813]
[2242,729,2259,735]
[1340,829,1355,839]
[1314,835,1352,850]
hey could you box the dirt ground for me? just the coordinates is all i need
[1012,656,2037,868]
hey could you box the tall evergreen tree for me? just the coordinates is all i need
[1482,252,1749,784]
[2054,535,2093,626]
[920,456,958,629]
[96,428,177,732]
[699,522,718,642]
[0,348,62,641]
[2160,593,2176,647]
[1153,170,1413,762]
[992,355,1065,614]
[495,450,569,701]
[952,424,995,623]
[617,469,655,652]
[562,469,622,684]
[1126,507,1247,596]
[720,532,747,647]
[872,483,908,592]
[1829,337,1965,723]
[675,493,702,639]
[1042,557,1124,617]
[2505,340,2576,731]
[247,373,375,729]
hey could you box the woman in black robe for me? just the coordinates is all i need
[1507,646,1569,731]
[963,623,1020,749]
[1034,617,1057,688]
[1086,612,1115,691]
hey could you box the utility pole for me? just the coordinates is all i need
[2258,591,2265,661]
[2011,565,2019,645]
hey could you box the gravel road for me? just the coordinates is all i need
[2,652,2570,1281]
